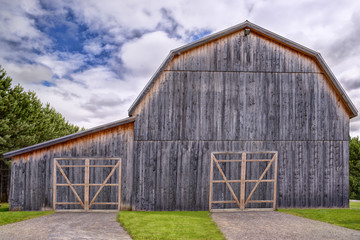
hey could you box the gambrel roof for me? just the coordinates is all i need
[128,20,358,118]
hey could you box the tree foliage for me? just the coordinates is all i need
[350,136,360,200]
[0,66,82,166]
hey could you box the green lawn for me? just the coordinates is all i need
[278,202,360,231]
[350,201,360,210]
[118,211,225,240]
[0,203,54,226]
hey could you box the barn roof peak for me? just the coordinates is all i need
[128,20,358,118]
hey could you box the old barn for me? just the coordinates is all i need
[4,21,358,211]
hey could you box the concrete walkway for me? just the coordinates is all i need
[212,211,360,240]
[0,212,132,240]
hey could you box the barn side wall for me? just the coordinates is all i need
[132,140,348,210]
[9,123,134,211]
[131,30,350,210]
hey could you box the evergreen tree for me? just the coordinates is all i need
[350,136,360,199]
[0,66,82,167]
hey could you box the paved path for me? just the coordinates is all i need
[0,212,132,240]
[212,211,360,240]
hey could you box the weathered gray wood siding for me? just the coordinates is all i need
[131,29,350,210]
[9,123,134,211]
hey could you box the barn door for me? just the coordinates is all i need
[53,158,121,212]
[209,152,277,212]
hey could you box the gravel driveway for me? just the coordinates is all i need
[212,211,360,240]
[0,212,131,240]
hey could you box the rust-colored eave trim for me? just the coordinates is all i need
[127,20,358,118]
[3,116,137,158]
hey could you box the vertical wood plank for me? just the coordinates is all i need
[273,152,278,210]
[84,158,89,211]
[240,153,246,209]
[53,159,57,210]
[118,158,122,211]
[209,153,214,211]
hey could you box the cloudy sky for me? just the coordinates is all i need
[1,0,360,137]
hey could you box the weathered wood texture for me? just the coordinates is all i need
[131,30,350,210]
[9,123,134,211]
[131,141,348,210]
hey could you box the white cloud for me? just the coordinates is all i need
[36,52,87,78]
[83,40,103,55]
[31,67,137,128]
[0,0,43,36]
[121,31,184,78]
[0,0,50,52]
[5,63,53,84]
[0,13,40,41]
[65,0,163,34]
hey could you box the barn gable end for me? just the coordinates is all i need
[131,26,352,142]
[128,22,356,210]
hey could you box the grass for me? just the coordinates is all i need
[0,202,54,226]
[350,201,360,210]
[118,211,225,240]
[278,201,360,231]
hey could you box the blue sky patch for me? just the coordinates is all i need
[42,80,56,87]
[188,29,212,42]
